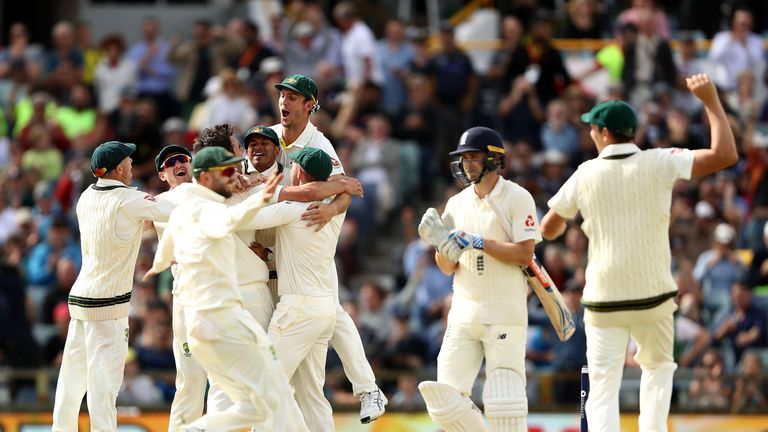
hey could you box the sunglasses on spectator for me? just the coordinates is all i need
[206,165,238,177]
[162,154,191,169]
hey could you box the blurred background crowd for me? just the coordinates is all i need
[1,0,768,415]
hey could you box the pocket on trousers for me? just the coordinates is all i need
[268,305,297,335]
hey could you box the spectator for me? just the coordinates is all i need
[615,0,670,40]
[675,293,712,368]
[134,301,174,371]
[0,59,31,116]
[550,281,587,404]
[713,281,767,364]
[197,69,256,133]
[43,302,70,367]
[16,92,69,154]
[525,10,572,107]
[54,83,103,152]
[0,23,44,81]
[673,34,705,117]
[94,34,137,115]
[332,1,383,88]
[126,16,179,121]
[408,245,453,332]
[708,6,764,92]
[731,350,768,412]
[482,15,528,128]
[45,21,83,80]
[40,258,78,325]
[76,21,101,85]
[560,0,607,39]
[693,223,746,321]
[376,18,416,115]
[237,21,278,81]
[540,98,579,157]
[747,222,768,289]
[114,97,163,182]
[358,281,393,346]
[169,19,241,114]
[621,8,676,109]
[687,348,731,410]
[20,125,64,181]
[116,348,164,406]
[666,107,705,150]
[24,215,81,288]
[389,374,425,411]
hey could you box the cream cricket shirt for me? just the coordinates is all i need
[236,197,345,298]
[442,177,542,326]
[69,178,173,321]
[154,187,184,292]
[548,144,694,321]
[149,183,279,310]
[271,122,345,186]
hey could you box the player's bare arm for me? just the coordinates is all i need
[280,175,363,202]
[687,73,738,177]
[483,238,536,267]
[541,210,568,240]
[301,192,352,231]
[434,251,458,275]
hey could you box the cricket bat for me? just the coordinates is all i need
[486,197,575,341]
[522,254,576,341]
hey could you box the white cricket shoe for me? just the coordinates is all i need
[359,389,387,424]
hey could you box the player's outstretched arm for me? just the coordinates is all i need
[541,210,568,240]
[687,74,738,178]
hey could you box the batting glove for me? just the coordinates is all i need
[448,229,484,254]
[418,208,451,247]
[437,236,463,263]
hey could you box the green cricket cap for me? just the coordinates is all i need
[289,147,332,181]
[90,141,136,177]
[191,147,244,174]
[243,125,279,146]
[580,100,638,136]
[275,74,319,101]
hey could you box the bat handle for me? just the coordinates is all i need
[580,365,589,432]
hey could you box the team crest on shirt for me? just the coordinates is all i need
[144,194,156,202]
[183,342,191,357]
[124,328,129,342]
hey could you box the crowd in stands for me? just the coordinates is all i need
[0,0,767,414]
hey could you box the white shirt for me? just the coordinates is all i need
[94,57,138,113]
[708,31,765,91]
[548,144,694,313]
[442,177,542,325]
[271,121,345,186]
[340,21,383,86]
[149,183,279,310]
[236,196,344,297]
[96,178,175,242]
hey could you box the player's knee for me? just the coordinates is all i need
[482,368,528,419]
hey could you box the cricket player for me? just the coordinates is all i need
[189,124,362,417]
[146,146,308,432]
[53,141,174,431]
[417,126,542,432]
[272,74,387,422]
[151,145,209,430]
[229,147,343,431]
[540,74,738,432]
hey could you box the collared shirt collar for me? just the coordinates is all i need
[246,159,279,177]
[280,121,317,151]
[598,143,640,159]
[96,178,137,190]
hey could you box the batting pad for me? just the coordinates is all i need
[418,381,488,432]
[482,369,528,432]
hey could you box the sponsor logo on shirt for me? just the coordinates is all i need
[183,342,191,357]
[144,194,156,202]
[124,328,129,343]
[331,158,341,168]
[524,215,535,227]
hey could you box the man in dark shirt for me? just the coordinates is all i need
[714,281,767,363]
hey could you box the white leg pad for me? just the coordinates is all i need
[418,381,488,432]
[483,369,528,432]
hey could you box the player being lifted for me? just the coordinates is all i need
[417,126,542,432]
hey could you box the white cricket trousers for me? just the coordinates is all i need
[585,312,677,432]
[331,304,379,395]
[437,321,527,395]
[52,317,129,432]
[268,294,336,432]
[185,306,308,432]
[207,282,275,414]
[167,302,207,430]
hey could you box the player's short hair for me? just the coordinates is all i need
[194,123,234,152]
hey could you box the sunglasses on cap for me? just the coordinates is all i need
[162,154,192,169]
[206,165,238,177]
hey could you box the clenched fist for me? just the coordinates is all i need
[686,74,719,106]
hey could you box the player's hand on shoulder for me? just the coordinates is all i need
[301,202,334,231]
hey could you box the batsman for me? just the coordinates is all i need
[417,126,542,432]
